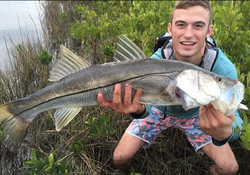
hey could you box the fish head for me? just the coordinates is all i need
[174,69,244,114]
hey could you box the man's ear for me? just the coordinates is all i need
[206,25,214,38]
[168,23,172,36]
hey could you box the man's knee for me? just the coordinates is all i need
[202,143,239,175]
[113,149,132,165]
[214,160,239,175]
[113,132,145,165]
[221,161,238,174]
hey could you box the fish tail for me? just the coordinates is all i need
[0,103,31,151]
[0,103,13,123]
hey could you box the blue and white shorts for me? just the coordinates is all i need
[126,106,212,154]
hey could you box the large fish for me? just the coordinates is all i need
[0,35,248,150]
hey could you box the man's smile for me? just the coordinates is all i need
[180,41,196,46]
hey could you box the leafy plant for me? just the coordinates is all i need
[245,72,250,109]
[23,148,71,175]
[59,13,68,20]
[71,1,175,64]
[101,44,115,57]
[38,50,53,65]
[71,139,86,153]
[85,114,115,139]
[239,115,250,150]
[212,1,250,75]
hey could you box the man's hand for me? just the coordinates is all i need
[97,83,145,114]
[199,104,234,141]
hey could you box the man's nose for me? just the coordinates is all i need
[184,26,193,39]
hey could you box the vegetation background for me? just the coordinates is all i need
[0,1,250,175]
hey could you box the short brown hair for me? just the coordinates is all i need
[170,0,212,25]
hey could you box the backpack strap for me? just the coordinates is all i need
[203,46,218,71]
[161,41,174,60]
[161,42,219,71]
[154,33,172,53]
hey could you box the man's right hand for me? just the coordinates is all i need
[97,84,145,114]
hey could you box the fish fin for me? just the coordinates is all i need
[48,45,91,82]
[0,104,31,151]
[238,103,249,111]
[54,107,82,131]
[140,93,181,106]
[114,35,147,62]
[0,104,13,123]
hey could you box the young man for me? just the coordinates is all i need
[98,1,243,174]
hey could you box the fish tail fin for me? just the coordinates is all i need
[0,103,31,151]
[0,103,13,123]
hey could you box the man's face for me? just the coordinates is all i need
[168,6,213,64]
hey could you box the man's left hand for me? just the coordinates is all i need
[199,104,235,141]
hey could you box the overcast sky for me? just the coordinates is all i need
[0,1,41,30]
[0,1,42,69]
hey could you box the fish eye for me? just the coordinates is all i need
[217,77,223,83]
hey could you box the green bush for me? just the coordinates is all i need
[71,1,175,63]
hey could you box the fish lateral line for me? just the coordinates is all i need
[15,71,179,116]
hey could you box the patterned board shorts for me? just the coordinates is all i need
[126,106,212,154]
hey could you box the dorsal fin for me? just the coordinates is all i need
[114,35,147,62]
[54,107,82,131]
[48,45,91,82]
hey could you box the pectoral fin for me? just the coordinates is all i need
[140,92,181,106]
[54,107,82,131]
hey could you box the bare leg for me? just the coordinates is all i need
[202,143,239,175]
[113,132,145,174]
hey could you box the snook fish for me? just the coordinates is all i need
[0,35,248,150]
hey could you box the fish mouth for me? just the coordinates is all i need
[175,87,200,110]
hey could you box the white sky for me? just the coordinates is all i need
[0,1,42,69]
[0,1,41,30]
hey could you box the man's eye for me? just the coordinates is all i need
[177,24,185,27]
[195,24,203,28]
